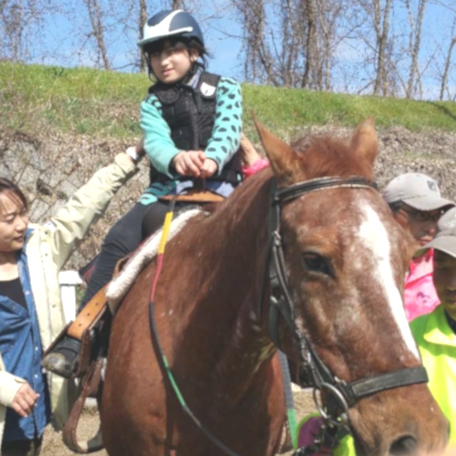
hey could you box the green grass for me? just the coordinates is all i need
[243,84,456,134]
[1,62,455,140]
[0,63,150,137]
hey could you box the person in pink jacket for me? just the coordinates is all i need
[383,173,455,320]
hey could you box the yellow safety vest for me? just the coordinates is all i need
[410,305,456,444]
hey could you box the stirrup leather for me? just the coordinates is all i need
[67,285,108,341]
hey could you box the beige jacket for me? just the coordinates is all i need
[0,153,137,443]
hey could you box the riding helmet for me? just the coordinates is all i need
[138,10,204,48]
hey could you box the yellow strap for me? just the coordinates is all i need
[158,211,174,254]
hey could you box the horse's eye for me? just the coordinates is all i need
[302,253,332,276]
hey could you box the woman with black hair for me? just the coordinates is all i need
[0,147,140,455]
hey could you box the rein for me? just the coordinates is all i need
[264,176,429,453]
[148,196,244,456]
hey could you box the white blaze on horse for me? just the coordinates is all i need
[100,118,448,456]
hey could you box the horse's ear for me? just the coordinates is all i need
[253,117,301,186]
[351,117,378,165]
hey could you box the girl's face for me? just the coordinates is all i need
[150,40,199,84]
[0,192,29,254]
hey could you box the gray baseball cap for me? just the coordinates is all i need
[417,207,456,258]
[383,173,455,211]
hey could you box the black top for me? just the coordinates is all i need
[147,70,242,185]
[445,310,456,335]
[0,277,27,310]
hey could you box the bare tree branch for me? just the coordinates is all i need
[440,35,456,100]
[84,0,111,70]
[139,0,147,72]
[405,0,428,98]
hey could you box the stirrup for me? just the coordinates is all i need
[43,286,109,379]
[42,337,81,379]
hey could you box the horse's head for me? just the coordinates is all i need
[256,119,448,456]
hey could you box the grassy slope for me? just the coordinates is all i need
[1,62,456,140]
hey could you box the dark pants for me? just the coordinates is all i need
[80,202,170,308]
[2,437,42,456]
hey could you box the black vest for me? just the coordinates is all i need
[148,71,242,184]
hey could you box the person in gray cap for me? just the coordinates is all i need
[409,206,456,445]
[383,173,455,321]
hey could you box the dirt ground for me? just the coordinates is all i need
[40,389,316,456]
[41,406,106,456]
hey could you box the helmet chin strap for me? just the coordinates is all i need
[147,66,155,82]
[183,61,203,84]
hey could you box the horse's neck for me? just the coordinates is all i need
[186,171,277,405]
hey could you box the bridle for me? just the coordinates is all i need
[263,176,428,442]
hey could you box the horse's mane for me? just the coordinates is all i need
[291,135,374,179]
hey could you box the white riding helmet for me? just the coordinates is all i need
[138,10,204,49]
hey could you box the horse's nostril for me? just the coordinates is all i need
[389,436,417,455]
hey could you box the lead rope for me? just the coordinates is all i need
[148,196,243,456]
[279,350,299,450]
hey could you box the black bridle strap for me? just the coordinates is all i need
[343,366,428,405]
[275,176,378,203]
[299,339,429,405]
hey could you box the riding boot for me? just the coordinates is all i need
[42,285,109,379]
[42,336,81,379]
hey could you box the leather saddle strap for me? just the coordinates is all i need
[159,190,225,203]
[67,286,108,341]
[63,359,104,453]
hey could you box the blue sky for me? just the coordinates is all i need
[204,23,243,79]
[189,1,455,99]
[37,3,245,77]
[33,1,455,100]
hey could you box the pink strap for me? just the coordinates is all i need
[242,158,269,178]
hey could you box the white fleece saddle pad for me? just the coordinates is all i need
[106,207,203,314]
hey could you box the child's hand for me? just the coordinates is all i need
[200,158,218,178]
[172,151,206,177]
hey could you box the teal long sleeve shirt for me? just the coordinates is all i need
[139,75,242,205]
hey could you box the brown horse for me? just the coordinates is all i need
[100,119,448,456]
